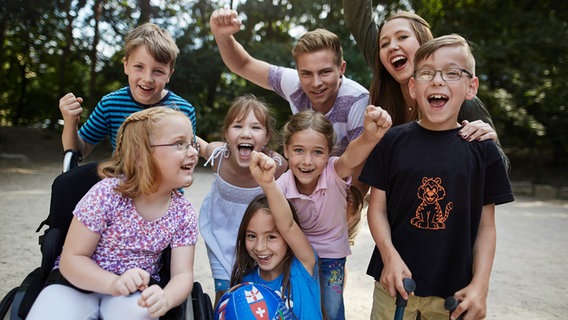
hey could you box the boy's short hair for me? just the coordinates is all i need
[414,34,476,74]
[292,28,343,67]
[123,22,180,69]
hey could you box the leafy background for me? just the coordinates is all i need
[1,0,566,186]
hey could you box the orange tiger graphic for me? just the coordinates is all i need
[411,177,454,230]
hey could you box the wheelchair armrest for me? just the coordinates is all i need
[39,228,64,278]
[62,149,82,173]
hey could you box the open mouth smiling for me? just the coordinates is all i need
[138,84,153,92]
[428,94,449,107]
[237,143,254,157]
[299,168,315,174]
[391,56,407,69]
[181,163,194,171]
[255,253,272,264]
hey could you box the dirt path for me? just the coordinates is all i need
[0,162,373,318]
[1,127,567,319]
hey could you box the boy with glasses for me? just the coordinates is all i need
[359,34,514,320]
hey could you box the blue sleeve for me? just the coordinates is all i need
[79,99,111,146]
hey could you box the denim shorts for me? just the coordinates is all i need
[214,278,231,292]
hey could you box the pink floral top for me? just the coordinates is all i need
[70,177,198,280]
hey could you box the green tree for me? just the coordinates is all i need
[0,0,64,126]
[1,0,566,180]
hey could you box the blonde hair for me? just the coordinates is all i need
[414,34,476,74]
[98,107,191,197]
[123,22,180,69]
[292,28,343,67]
[282,110,336,152]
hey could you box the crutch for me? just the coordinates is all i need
[393,278,416,320]
[444,296,464,320]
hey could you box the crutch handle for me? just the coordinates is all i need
[444,296,464,320]
[395,278,416,307]
[394,278,416,320]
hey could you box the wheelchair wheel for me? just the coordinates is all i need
[0,287,17,320]
[191,282,214,320]
[184,293,195,320]
[203,293,214,320]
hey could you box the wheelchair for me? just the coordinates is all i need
[0,151,214,320]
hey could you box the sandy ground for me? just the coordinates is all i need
[1,127,567,319]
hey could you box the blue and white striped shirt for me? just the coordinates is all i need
[79,86,197,149]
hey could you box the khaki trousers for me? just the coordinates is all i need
[370,281,449,320]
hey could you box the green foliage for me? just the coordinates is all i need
[1,0,566,167]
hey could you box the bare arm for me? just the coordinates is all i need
[367,187,412,300]
[60,217,151,295]
[210,9,272,90]
[195,136,224,160]
[335,105,392,178]
[59,92,95,156]
[195,135,225,173]
[195,136,209,159]
[451,204,496,320]
[139,245,195,318]
[350,163,369,196]
[249,151,316,275]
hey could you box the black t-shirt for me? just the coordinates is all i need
[359,121,514,298]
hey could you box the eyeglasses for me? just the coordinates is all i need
[414,68,473,82]
[151,140,200,153]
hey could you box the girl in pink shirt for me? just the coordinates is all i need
[276,107,391,320]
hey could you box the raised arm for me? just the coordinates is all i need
[59,92,95,156]
[343,0,379,69]
[249,151,316,275]
[210,9,272,90]
[335,105,392,179]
